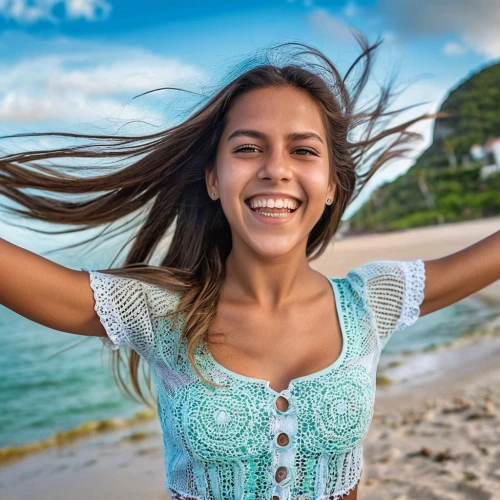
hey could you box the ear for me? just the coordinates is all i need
[205,165,218,198]
[327,179,336,202]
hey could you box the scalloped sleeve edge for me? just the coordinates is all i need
[393,259,426,333]
[82,267,122,351]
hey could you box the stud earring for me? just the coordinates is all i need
[326,198,332,205]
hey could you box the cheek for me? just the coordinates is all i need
[216,176,246,223]
[302,174,330,203]
[217,163,249,203]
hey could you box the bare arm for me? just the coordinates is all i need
[420,230,500,317]
[0,238,106,337]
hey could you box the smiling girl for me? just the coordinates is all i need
[1,34,499,499]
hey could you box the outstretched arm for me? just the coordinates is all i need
[420,230,500,317]
[0,238,106,337]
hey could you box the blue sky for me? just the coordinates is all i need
[0,0,498,237]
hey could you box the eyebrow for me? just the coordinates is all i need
[227,128,325,145]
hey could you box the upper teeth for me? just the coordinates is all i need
[248,198,299,209]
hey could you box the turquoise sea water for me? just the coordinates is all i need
[382,295,500,355]
[2,292,499,449]
[0,306,147,448]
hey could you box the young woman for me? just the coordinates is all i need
[1,34,499,499]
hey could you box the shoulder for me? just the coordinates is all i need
[340,259,426,350]
[345,259,425,294]
[83,269,181,313]
[82,268,182,357]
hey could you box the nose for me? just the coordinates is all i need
[257,148,292,182]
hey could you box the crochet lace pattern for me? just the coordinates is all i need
[83,259,426,499]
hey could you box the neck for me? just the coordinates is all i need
[221,243,317,310]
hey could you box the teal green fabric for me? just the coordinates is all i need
[83,259,426,499]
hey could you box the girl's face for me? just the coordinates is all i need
[207,85,335,260]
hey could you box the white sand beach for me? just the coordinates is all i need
[1,216,499,500]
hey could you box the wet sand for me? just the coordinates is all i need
[1,216,499,500]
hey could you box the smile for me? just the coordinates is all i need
[244,200,301,225]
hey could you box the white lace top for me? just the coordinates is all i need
[82,259,426,499]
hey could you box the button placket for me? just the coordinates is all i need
[273,411,297,450]
[271,391,296,492]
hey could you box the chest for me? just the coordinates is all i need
[155,278,376,498]
[206,281,344,399]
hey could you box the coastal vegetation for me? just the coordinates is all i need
[348,62,500,233]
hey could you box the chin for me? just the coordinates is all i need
[247,237,300,257]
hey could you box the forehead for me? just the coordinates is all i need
[224,86,326,136]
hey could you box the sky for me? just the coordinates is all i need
[0,0,498,251]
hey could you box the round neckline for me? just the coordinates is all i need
[204,275,348,396]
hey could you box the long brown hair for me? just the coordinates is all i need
[0,31,441,407]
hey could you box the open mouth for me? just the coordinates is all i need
[244,199,302,214]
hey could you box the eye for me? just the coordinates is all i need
[233,145,318,156]
[294,148,318,156]
[234,145,260,153]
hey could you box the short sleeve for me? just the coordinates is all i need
[346,259,426,351]
[82,268,181,362]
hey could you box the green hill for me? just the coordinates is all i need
[348,62,500,234]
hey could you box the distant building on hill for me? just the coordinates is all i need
[469,138,500,179]
[470,144,487,160]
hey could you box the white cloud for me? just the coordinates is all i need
[0,0,112,24]
[442,42,467,57]
[0,90,141,123]
[380,0,500,58]
[65,0,111,20]
[307,8,356,42]
[0,48,206,124]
